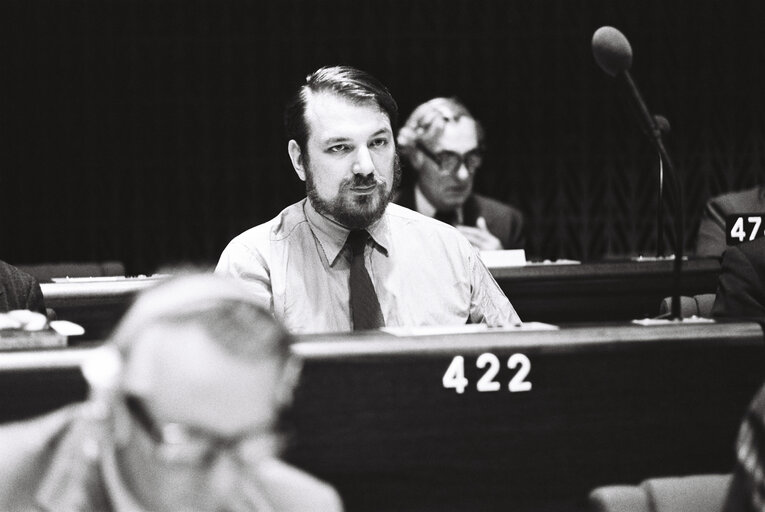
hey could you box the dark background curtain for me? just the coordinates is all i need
[1,0,763,274]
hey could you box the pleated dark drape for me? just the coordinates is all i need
[2,0,764,273]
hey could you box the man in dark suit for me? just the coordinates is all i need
[395,97,524,250]
[712,237,765,319]
[696,185,765,258]
[711,238,765,512]
[0,259,45,315]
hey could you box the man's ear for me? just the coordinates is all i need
[287,140,306,182]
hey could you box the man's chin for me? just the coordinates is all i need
[336,192,389,229]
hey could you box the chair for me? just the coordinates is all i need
[588,474,730,512]
[659,294,716,318]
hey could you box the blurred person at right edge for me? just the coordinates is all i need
[395,97,525,251]
[696,184,765,258]
[714,237,765,511]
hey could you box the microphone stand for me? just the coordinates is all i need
[623,71,684,319]
[653,115,670,258]
[657,153,664,257]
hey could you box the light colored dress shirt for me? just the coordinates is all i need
[216,198,520,334]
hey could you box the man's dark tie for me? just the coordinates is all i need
[347,230,384,330]
[435,210,458,225]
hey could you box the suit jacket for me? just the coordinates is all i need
[394,184,525,249]
[0,259,45,315]
[712,237,765,319]
[696,186,765,258]
[0,404,344,512]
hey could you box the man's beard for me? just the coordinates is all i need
[306,153,401,230]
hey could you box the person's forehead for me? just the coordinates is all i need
[304,91,391,143]
[435,117,479,153]
[122,323,281,433]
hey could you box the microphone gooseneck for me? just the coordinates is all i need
[592,26,685,320]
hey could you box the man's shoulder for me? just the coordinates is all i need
[0,404,78,459]
[256,458,344,511]
[0,260,36,287]
[0,405,81,503]
[385,202,465,235]
[384,203,476,257]
[472,193,523,219]
[708,186,765,212]
[226,200,309,249]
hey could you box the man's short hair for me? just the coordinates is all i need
[110,273,291,363]
[284,65,399,152]
[397,96,486,164]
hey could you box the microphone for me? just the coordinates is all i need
[592,26,661,140]
[592,26,686,320]
[592,26,632,77]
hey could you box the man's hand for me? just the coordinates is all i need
[456,217,503,251]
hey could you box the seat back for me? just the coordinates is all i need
[589,474,731,512]
[659,294,717,317]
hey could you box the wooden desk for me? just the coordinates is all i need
[41,276,164,340]
[0,346,100,422]
[1,322,762,510]
[284,321,765,511]
[493,258,721,323]
[37,259,722,339]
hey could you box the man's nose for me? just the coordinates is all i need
[454,162,471,182]
[353,147,376,176]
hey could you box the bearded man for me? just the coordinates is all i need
[216,66,519,334]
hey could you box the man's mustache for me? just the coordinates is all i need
[344,173,385,189]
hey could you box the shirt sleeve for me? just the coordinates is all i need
[215,239,275,315]
[467,247,522,326]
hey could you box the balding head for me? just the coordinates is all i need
[98,274,295,511]
[111,273,290,362]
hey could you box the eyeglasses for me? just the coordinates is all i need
[415,141,483,176]
[124,394,272,466]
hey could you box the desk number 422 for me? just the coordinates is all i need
[442,353,532,394]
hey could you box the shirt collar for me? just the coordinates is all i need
[304,198,390,266]
[414,184,463,223]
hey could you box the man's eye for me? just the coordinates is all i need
[328,145,350,153]
[370,138,388,148]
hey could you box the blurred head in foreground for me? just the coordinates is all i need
[80,273,340,511]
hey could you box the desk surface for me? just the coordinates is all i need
[38,259,723,339]
[493,258,721,322]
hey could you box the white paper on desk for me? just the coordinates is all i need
[51,274,171,283]
[479,249,526,267]
[632,317,715,326]
[381,322,559,337]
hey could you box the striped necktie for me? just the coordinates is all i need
[346,230,385,331]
